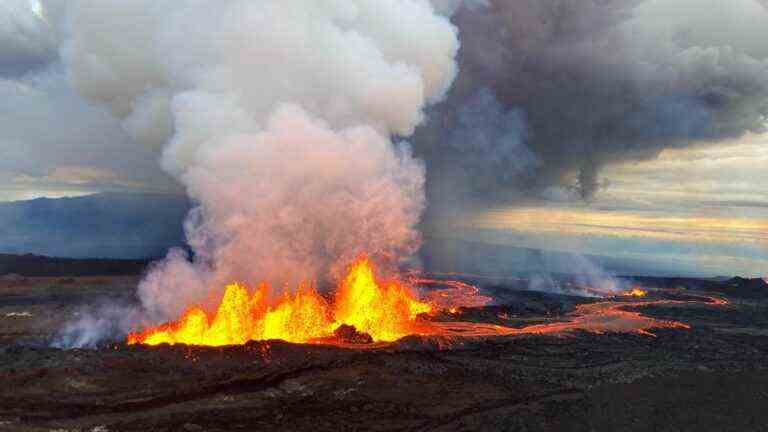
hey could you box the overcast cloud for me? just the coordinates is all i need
[0,0,176,201]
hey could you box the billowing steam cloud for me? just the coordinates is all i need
[415,0,768,204]
[60,0,460,321]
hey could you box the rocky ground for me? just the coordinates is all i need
[1,274,767,431]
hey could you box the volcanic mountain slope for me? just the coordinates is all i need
[0,193,189,259]
[0,276,767,431]
[0,254,150,277]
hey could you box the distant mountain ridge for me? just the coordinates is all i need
[0,253,150,277]
[0,193,190,259]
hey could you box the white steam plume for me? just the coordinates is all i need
[61,0,459,321]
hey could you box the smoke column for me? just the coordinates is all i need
[60,0,460,321]
[415,0,768,204]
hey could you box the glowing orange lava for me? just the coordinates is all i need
[128,263,728,348]
[413,277,493,310]
[426,299,691,339]
[127,258,432,346]
[624,287,648,297]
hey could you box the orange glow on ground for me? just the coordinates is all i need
[127,258,433,346]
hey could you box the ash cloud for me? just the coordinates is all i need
[414,0,768,204]
[419,87,539,207]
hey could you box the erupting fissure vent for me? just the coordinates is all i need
[624,287,648,297]
[127,259,432,346]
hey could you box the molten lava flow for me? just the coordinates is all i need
[127,259,432,346]
[413,277,493,311]
[427,299,691,339]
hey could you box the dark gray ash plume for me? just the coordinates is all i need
[414,0,768,204]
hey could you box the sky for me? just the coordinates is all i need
[0,0,766,277]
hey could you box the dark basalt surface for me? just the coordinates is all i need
[0,275,767,431]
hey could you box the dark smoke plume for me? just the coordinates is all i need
[414,0,768,205]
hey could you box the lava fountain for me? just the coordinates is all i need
[624,287,648,297]
[128,258,432,346]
